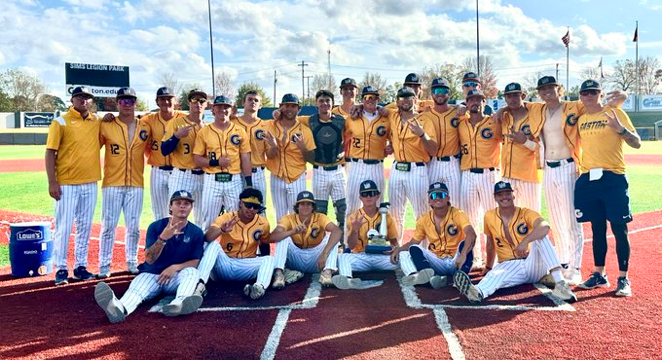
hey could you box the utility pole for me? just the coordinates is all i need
[298,60,308,100]
[273,70,277,105]
[556,63,559,80]
[327,48,331,75]
[476,0,480,77]
[305,76,313,104]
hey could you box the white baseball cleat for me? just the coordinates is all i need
[283,269,304,285]
[243,284,266,300]
[127,263,140,275]
[319,269,334,287]
[454,271,483,304]
[565,269,583,286]
[94,282,126,323]
[402,268,435,286]
[551,280,577,303]
[331,275,363,290]
[163,295,203,316]
[429,275,449,289]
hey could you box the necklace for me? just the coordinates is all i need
[545,105,561,119]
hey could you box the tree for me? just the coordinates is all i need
[358,72,388,97]
[136,97,149,111]
[235,82,273,108]
[580,67,602,82]
[0,90,11,112]
[637,56,662,94]
[382,81,402,104]
[177,83,204,111]
[608,59,636,92]
[157,72,184,96]
[462,55,498,98]
[311,73,338,99]
[214,71,235,98]
[36,94,66,112]
[418,63,464,101]
[0,68,47,111]
[522,71,545,97]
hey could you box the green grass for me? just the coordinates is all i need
[0,145,46,160]
[0,245,8,267]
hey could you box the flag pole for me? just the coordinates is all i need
[566,26,570,100]
[635,21,639,112]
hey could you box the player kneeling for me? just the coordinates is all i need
[332,180,402,289]
[197,188,276,300]
[392,182,475,289]
[94,190,205,323]
[454,181,577,304]
[270,191,343,287]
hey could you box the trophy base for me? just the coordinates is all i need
[365,245,392,254]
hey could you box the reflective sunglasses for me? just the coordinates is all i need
[242,201,262,210]
[363,94,379,101]
[580,90,599,96]
[190,98,207,104]
[429,192,448,200]
[462,82,479,88]
[360,191,379,198]
[432,87,450,95]
[118,98,136,107]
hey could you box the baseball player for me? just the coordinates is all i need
[270,191,342,287]
[97,87,151,278]
[264,94,316,222]
[196,188,276,300]
[574,80,639,297]
[161,89,207,226]
[387,86,437,243]
[332,180,405,289]
[454,181,577,304]
[460,72,493,115]
[419,78,462,199]
[344,86,391,218]
[500,82,543,212]
[385,73,434,111]
[46,86,100,285]
[94,190,205,322]
[393,182,476,288]
[193,95,252,231]
[333,78,358,179]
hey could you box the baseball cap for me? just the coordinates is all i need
[212,95,233,106]
[580,79,602,92]
[404,73,421,85]
[493,181,514,194]
[361,86,379,97]
[359,180,379,195]
[71,86,93,98]
[462,72,480,83]
[503,83,523,95]
[296,191,315,204]
[340,78,358,89]
[428,182,449,194]
[431,78,450,89]
[187,88,208,100]
[280,93,300,105]
[116,87,137,99]
[170,190,194,203]
[466,89,486,100]
[156,87,175,98]
[537,76,559,89]
[397,86,416,98]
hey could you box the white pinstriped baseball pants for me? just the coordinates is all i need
[98,186,144,269]
[459,169,499,265]
[427,158,462,200]
[168,169,204,226]
[118,267,199,315]
[243,167,267,200]
[197,241,274,289]
[337,252,411,277]
[312,166,346,203]
[544,161,584,269]
[200,174,242,231]
[273,234,339,273]
[270,174,307,223]
[150,167,171,221]
[399,244,460,276]
[53,182,97,271]
[346,162,385,217]
[502,177,541,213]
[388,164,429,243]
[476,236,561,299]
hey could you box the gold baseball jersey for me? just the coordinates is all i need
[418,108,461,158]
[411,207,472,258]
[458,115,502,171]
[232,116,268,167]
[264,119,316,183]
[162,117,203,170]
[346,208,398,253]
[277,213,332,249]
[99,118,151,187]
[46,107,101,185]
[141,111,188,167]
[484,207,541,262]
[193,122,250,174]
[526,101,585,165]
[331,105,350,119]
[211,211,270,258]
[344,113,390,160]
[500,111,543,182]
[577,107,635,174]
[388,112,437,162]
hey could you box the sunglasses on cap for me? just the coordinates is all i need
[463,82,479,88]
[363,94,379,101]
[429,192,448,200]
[118,98,136,107]
[432,88,450,95]
[242,201,262,210]
[190,98,207,104]
[580,90,600,96]
[360,191,379,198]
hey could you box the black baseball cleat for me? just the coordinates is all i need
[54,270,69,286]
[73,266,96,281]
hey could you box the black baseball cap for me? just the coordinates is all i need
[537,76,559,89]
[463,72,480,83]
[404,73,421,85]
[340,78,358,89]
[359,180,379,195]
[361,86,379,97]
[428,182,449,194]
[466,89,486,100]
[187,88,208,100]
[493,181,513,194]
[71,86,93,98]
[431,78,450,89]
[156,87,175,98]
[213,95,232,106]
[580,80,602,92]
[397,86,416,98]
[503,83,523,95]
[296,191,315,204]
[116,87,137,99]
[280,93,300,105]
[170,190,194,203]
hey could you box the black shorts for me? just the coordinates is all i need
[574,171,632,224]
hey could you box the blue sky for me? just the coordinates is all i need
[1,0,659,107]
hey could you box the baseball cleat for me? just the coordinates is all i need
[402,268,435,286]
[245,284,266,300]
[97,266,111,280]
[163,295,203,316]
[615,277,632,297]
[194,282,207,298]
[283,269,304,285]
[54,270,69,286]
[73,266,95,281]
[538,274,556,289]
[319,269,334,287]
[564,269,583,286]
[429,275,449,289]
[578,272,610,289]
[551,280,577,303]
[272,270,285,289]
[454,271,483,304]
[331,275,363,290]
[94,282,126,323]
[127,263,140,275]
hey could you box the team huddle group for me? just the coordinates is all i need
[44,71,641,324]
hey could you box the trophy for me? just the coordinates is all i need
[365,202,392,254]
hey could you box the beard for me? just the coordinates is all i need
[434,97,448,106]
[398,104,414,112]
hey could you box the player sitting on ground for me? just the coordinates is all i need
[454,181,577,304]
[94,190,205,323]
[392,182,476,289]
[197,188,276,300]
[270,191,343,287]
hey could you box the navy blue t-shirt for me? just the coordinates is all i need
[138,218,205,274]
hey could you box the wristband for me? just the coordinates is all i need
[244,176,253,187]
[618,127,628,135]
[209,159,219,167]
[158,236,168,243]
